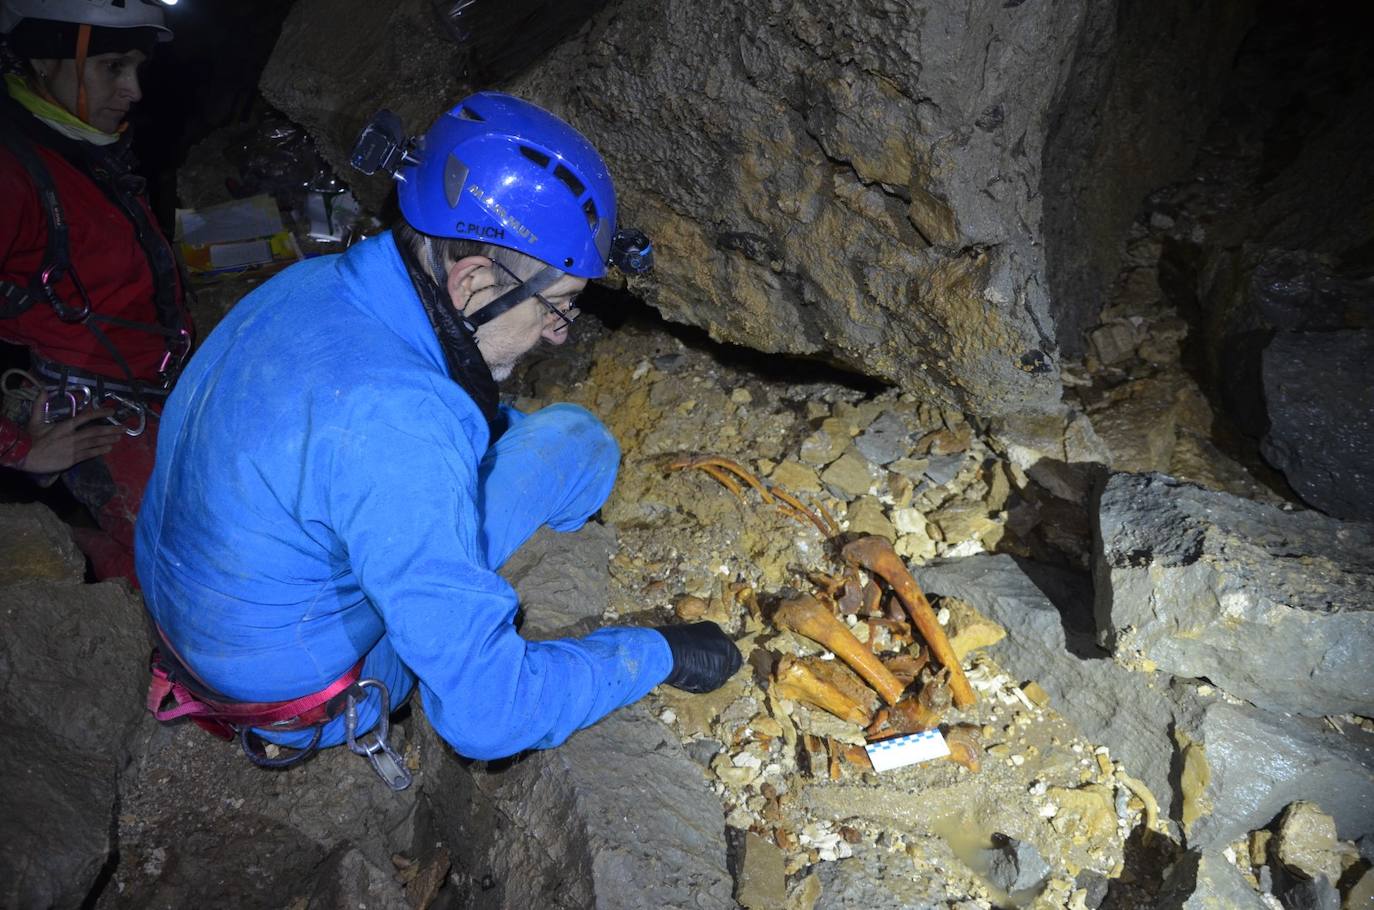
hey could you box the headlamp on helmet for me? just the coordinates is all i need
[350,97,653,278]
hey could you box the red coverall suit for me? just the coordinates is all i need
[0,112,190,584]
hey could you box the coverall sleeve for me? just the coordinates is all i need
[325,399,673,760]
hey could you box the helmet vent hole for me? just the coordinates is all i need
[519,146,552,168]
[457,106,485,122]
[582,199,599,231]
[553,164,585,199]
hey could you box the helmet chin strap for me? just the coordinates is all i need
[465,264,564,329]
[74,24,91,124]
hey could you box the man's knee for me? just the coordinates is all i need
[536,403,620,473]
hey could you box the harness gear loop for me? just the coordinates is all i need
[239,723,325,770]
[344,678,413,791]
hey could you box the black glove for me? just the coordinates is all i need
[655,621,743,694]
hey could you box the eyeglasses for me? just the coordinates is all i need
[490,260,578,331]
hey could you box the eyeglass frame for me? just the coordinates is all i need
[488,259,579,331]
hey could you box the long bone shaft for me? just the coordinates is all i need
[772,656,875,726]
[841,536,977,708]
[773,595,906,706]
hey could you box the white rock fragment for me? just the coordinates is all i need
[659,709,676,725]
[943,539,987,558]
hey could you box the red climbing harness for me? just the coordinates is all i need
[144,636,412,790]
[146,643,363,742]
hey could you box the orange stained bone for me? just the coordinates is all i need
[865,695,944,739]
[768,485,838,537]
[667,454,774,503]
[944,725,983,773]
[841,536,976,708]
[772,656,874,726]
[773,595,907,706]
[667,452,836,536]
[696,464,745,503]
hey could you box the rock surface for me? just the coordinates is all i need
[0,506,149,910]
[913,553,1374,850]
[1274,802,1343,884]
[813,847,948,910]
[260,0,1252,417]
[417,524,734,909]
[1094,472,1374,717]
[1155,851,1269,909]
[983,835,1051,893]
[1261,329,1374,522]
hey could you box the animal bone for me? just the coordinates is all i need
[918,667,953,714]
[880,651,929,687]
[841,536,977,708]
[773,594,907,705]
[772,655,876,726]
[865,694,944,739]
[944,725,983,772]
[667,453,836,535]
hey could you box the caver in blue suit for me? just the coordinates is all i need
[135,231,674,758]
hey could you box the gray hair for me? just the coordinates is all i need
[393,221,545,289]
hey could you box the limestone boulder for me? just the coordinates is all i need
[0,501,86,585]
[0,530,149,910]
[1094,472,1374,717]
[914,554,1374,851]
[1261,329,1374,522]
[261,0,1251,417]
[1154,851,1269,909]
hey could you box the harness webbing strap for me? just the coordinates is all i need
[147,647,366,742]
[0,90,192,390]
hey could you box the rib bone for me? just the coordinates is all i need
[841,536,976,708]
[773,594,906,706]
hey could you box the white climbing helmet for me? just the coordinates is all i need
[0,0,173,39]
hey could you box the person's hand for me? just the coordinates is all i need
[655,621,743,694]
[18,391,124,474]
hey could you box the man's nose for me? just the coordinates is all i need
[122,73,143,103]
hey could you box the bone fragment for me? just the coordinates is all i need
[842,535,976,708]
[865,695,944,739]
[944,725,983,773]
[772,655,876,726]
[773,594,907,705]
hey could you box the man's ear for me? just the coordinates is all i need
[445,255,496,314]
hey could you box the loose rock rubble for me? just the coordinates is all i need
[8,277,1372,907]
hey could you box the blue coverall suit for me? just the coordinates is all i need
[134,232,674,757]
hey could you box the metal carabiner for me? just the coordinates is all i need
[41,383,92,424]
[157,327,193,387]
[98,392,147,437]
[344,678,413,791]
[39,264,92,323]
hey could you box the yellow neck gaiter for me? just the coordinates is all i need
[5,73,120,146]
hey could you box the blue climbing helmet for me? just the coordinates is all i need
[397,92,617,279]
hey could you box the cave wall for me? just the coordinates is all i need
[261,0,1251,418]
[1041,0,1254,355]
